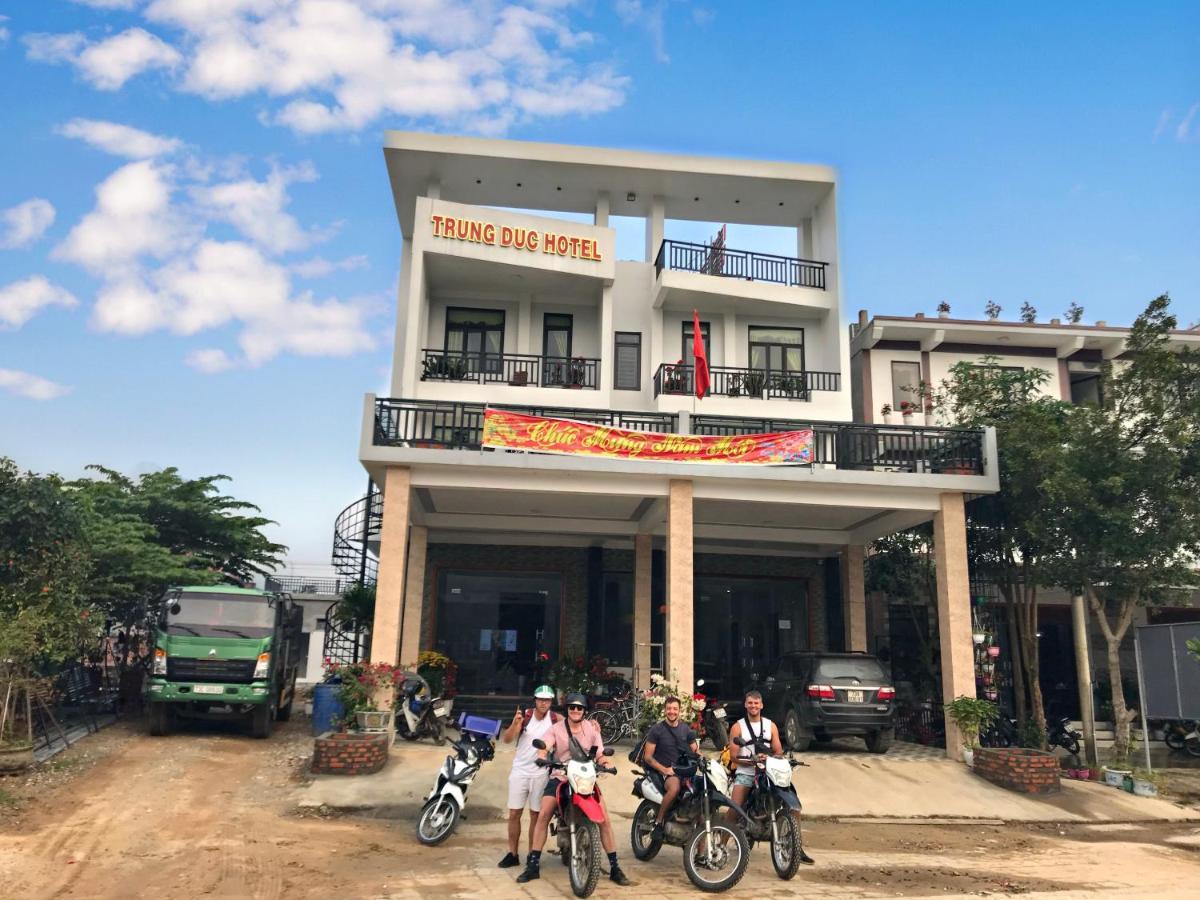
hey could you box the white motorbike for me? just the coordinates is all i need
[415,730,495,844]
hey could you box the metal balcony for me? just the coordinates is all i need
[653,363,840,400]
[655,239,827,290]
[421,349,600,390]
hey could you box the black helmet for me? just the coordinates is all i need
[564,692,587,709]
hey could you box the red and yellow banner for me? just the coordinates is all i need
[482,409,813,465]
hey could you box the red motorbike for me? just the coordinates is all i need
[532,738,617,898]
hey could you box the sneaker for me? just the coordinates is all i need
[650,823,664,843]
[609,865,632,886]
[798,847,815,865]
[497,852,520,868]
[515,864,540,883]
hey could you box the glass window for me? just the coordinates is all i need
[681,320,710,364]
[542,313,573,360]
[614,332,641,390]
[166,592,275,637]
[749,325,804,373]
[890,361,922,409]
[1068,364,1103,406]
[587,572,634,667]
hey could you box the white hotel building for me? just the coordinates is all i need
[339,132,1000,755]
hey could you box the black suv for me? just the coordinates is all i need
[755,651,896,753]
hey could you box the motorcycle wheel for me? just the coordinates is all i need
[415,795,459,846]
[630,799,663,861]
[592,709,619,747]
[396,715,419,742]
[567,812,603,898]
[1184,736,1200,759]
[770,806,802,881]
[1165,730,1185,752]
[1059,735,1081,756]
[682,822,750,893]
[706,714,730,751]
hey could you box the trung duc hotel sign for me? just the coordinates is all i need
[430,214,603,261]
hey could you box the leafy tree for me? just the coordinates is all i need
[1044,296,1200,762]
[935,359,1072,738]
[0,459,94,679]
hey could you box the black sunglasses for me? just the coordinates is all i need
[566,704,585,711]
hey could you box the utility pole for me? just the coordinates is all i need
[1071,594,1098,766]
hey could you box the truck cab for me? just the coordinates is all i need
[145,585,303,738]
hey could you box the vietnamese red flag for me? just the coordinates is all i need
[692,309,710,399]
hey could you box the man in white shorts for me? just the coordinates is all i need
[497,684,558,868]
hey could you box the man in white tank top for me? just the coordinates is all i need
[725,690,782,816]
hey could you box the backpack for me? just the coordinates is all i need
[520,708,560,734]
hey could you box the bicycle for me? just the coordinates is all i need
[589,684,640,746]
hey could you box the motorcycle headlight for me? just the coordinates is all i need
[253,652,270,679]
[153,647,167,675]
[567,761,597,795]
[766,758,793,788]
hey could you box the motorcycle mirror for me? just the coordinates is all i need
[169,603,181,616]
[531,738,546,750]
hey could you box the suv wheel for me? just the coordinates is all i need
[865,727,894,754]
[784,708,809,752]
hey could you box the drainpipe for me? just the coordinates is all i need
[1071,593,1098,766]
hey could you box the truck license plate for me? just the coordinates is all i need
[846,690,864,703]
[712,708,726,719]
[193,684,224,695]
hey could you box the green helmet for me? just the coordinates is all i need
[533,684,555,699]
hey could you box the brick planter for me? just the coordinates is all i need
[974,747,1061,794]
[311,731,389,776]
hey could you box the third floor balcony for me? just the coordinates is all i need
[655,238,828,290]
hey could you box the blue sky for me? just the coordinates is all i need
[1,1,1197,570]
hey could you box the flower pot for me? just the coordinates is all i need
[1102,765,1132,787]
[962,747,974,767]
[973,632,987,645]
[901,413,914,425]
[938,312,950,319]
[923,413,936,426]
[0,742,34,773]
[987,646,1001,658]
[1132,779,1157,797]
[303,700,314,717]
[882,413,896,426]
[356,710,394,732]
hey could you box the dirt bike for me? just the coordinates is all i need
[630,746,752,892]
[694,678,730,750]
[531,738,616,898]
[415,728,494,845]
[733,733,810,880]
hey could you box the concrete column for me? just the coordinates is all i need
[933,491,976,760]
[722,313,737,368]
[370,466,411,665]
[517,298,533,355]
[842,544,867,652]
[600,285,614,392]
[1071,594,1098,766]
[594,192,610,228]
[646,195,665,264]
[798,217,814,259]
[634,533,653,690]
[399,525,428,667]
[666,479,694,689]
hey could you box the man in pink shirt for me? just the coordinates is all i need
[515,692,631,886]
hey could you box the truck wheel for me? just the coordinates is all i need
[148,702,172,736]
[249,703,273,739]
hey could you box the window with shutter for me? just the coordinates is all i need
[614,332,641,390]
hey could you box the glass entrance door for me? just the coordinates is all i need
[435,571,561,695]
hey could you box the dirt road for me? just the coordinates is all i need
[2,719,1199,899]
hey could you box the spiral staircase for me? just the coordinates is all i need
[322,482,382,665]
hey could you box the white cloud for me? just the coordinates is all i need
[57,154,377,368]
[0,276,79,330]
[291,254,368,279]
[1,199,57,249]
[186,347,236,372]
[1178,103,1199,143]
[25,27,181,90]
[191,162,324,254]
[0,369,72,401]
[58,118,182,159]
[25,0,628,135]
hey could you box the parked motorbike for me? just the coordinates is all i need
[531,737,616,898]
[1047,715,1082,756]
[396,678,453,743]
[629,746,752,892]
[415,727,495,845]
[1160,719,1200,757]
[981,715,1082,756]
[694,678,730,751]
[732,733,810,880]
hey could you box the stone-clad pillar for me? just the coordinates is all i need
[842,544,867,652]
[667,480,694,689]
[399,525,428,667]
[634,533,653,690]
[370,466,411,665]
[933,491,975,759]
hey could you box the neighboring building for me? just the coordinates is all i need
[344,132,999,753]
[263,575,365,684]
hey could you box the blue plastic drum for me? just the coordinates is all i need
[311,682,344,736]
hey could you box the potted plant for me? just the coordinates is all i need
[772,373,804,398]
[899,400,915,424]
[323,660,407,731]
[665,360,688,393]
[509,370,528,386]
[564,356,587,388]
[943,695,999,766]
[743,370,766,397]
[1102,753,1134,787]
[1132,768,1165,797]
[636,672,708,737]
[414,650,458,698]
[726,374,741,397]
[880,403,895,425]
[937,301,951,319]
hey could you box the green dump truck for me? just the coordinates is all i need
[145,585,303,738]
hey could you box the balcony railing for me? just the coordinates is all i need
[655,239,828,290]
[421,349,599,390]
[264,575,356,596]
[653,363,840,400]
[372,398,986,475]
[375,398,678,449]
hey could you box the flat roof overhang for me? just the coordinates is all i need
[384,131,835,239]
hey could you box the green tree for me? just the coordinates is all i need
[1045,296,1200,762]
[935,359,1071,738]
